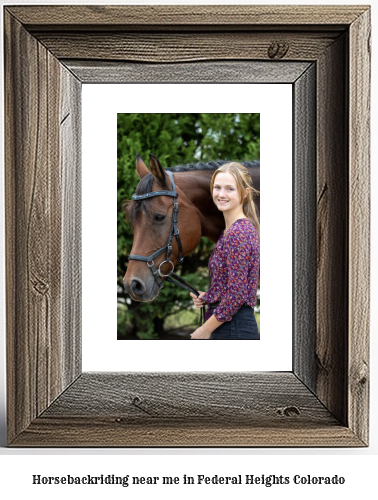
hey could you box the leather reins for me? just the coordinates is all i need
[128,170,205,326]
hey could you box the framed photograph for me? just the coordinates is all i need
[114,110,263,344]
[83,88,292,370]
[4,5,370,447]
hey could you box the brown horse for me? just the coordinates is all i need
[123,154,259,302]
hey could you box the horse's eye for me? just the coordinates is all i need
[154,214,166,222]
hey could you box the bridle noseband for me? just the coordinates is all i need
[128,171,204,326]
[128,171,184,289]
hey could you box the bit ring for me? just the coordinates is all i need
[158,260,174,277]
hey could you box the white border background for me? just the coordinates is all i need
[82,83,292,372]
[0,0,377,497]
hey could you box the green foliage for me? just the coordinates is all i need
[195,114,260,161]
[117,113,260,338]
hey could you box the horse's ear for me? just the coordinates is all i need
[136,154,150,179]
[149,154,168,187]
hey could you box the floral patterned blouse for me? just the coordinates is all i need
[201,218,260,322]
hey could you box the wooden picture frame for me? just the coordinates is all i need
[4,5,370,447]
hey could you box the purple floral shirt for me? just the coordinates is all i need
[202,218,260,322]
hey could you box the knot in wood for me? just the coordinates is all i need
[276,406,300,417]
[268,41,289,59]
[354,361,368,389]
[130,394,153,415]
[359,376,367,387]
[33,280,49,295]
[131,395,142,406]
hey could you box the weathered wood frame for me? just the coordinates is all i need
[4,5,370,447]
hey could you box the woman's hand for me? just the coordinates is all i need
[190,292,210,339]
[190,291,206,308]
[190,326,212,340]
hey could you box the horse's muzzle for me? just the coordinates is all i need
[123,276,159,302]
[130,278,146,296]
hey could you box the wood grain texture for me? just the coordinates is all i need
[293,64,317,390]
[36,32,338,63]
[41,373,335,422]
[11,419,363,448]
[7,5,367,29]
[65,60,311,84]
[4,11,81,444]
[5,12,61,442]
[348,9,371,445]
[11,373,363,447]
[60,68,82,388]
[316,34,348,425]
[4,5,370,447]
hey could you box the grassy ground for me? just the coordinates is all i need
[164,308,200,333]
[118,304,260,339]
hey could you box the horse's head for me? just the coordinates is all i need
[123,154,201,302]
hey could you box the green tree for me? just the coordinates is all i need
[117,113,260,339]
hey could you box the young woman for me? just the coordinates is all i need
[190,162,260,340]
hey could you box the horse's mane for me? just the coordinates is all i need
[124,159,259,228]
[166,159,259,172]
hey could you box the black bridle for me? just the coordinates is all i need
[128,170,205,325]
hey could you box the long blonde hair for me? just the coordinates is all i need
[210,162,260,239]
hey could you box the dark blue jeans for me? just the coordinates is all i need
[209,304,259,340]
